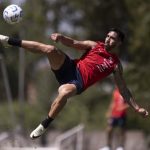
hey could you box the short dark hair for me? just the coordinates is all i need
[109,28,125,42]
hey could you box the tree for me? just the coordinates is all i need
[125,0,150,64]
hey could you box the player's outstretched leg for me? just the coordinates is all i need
[0,34,78,139]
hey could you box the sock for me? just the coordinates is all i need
[8,37,22,47]
[41,116,54,129]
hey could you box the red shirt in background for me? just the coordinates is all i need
[111,88,127,118]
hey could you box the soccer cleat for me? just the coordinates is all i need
[30,124,47,139]
[98,146,111,150]
[0,35,9,47]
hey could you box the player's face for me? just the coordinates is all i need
[104,31,120,51]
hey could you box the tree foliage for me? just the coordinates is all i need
[125,0,150,64]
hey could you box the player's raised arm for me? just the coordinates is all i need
[50,33,97,51]
[113,63,149,117]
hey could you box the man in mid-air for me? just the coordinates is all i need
[0,28,148,139]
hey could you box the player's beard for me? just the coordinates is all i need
[104,43,111,51]
[105,42,116,51]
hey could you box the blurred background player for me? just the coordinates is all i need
[99,87,129,150]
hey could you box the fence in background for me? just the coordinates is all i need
[54,124,84,150]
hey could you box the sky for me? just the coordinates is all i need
[12,0,25,5]
[4,0,25,5]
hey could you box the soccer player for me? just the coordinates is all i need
[0,28,148,140]
[99,87,129,150]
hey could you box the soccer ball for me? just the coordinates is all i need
[3,4,23,25]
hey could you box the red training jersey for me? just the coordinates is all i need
[111,88,127,118]
[74,42,119,90]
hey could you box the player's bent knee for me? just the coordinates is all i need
[58,86,70,98]
[58,84,75,99]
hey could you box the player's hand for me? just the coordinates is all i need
[105,112,111,118]
[50,33,62,42]
[136,108,149,117]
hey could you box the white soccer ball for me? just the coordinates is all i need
[3,4,23,25]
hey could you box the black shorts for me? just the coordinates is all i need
[52,56,84,94]
[108,116,126,128]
